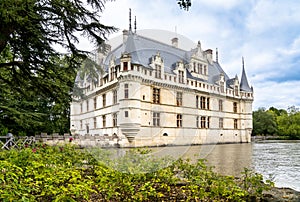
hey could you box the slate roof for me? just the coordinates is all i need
[240,62,252,92]
[102,31,248,89]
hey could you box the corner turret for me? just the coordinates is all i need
[240,57,252,92]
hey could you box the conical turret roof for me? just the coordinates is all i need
[240,57,252,92]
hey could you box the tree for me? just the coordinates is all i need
[0,0,191,135]
[0,0,116,134]
[277,107,300,139]
[0,0,116,96]
[177,0,192,10]
[252,108,277,136]
[0,54,77,135]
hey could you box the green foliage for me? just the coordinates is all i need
[0,145,273,201]
[177,0,192,10]
[253,106,300,139]
[0,55,76,135]
[0,0,116,135]
[252,108,278,136]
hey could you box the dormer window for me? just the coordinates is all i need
[155,64,161,79]
[178,70,184,83]
[198,63,202,74]
[123,62,128,71]
[220,81,224,93]
[203,65,207,75]
[110,66,115,81]
[234,85,239,96]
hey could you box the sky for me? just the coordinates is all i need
[77,0,300,110]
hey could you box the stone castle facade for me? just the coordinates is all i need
[70,27,253,147]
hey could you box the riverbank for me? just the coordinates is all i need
[252,135,300,142]
[263,187,300,202]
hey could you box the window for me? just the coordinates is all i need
[234,86,239,96]
[124,84,129,99]
[102,94,106,107]
[125,111,129,118]
[200,96,206,109]
[233,102,238,113]
[234,119,238,129]
[178,70,184,83]
[153,88,160,104]
[110,66,115,80]
[153,112,160,126]
[176,92,183,106]
[220,81,224,93]
[201,117,206,128]
[123,62,128,71]
[193,62,196,72]
[219,118,224,129]
[207,117,210,128]
[196,116,200,128]
[177,114,182,127]
[80,120,82,129]
[80,103,83,113]
[94,97,97,109]
[94,117,97,129]
[113,90,117,104]
[155,64,161,79]
[102,115,106,128]
[86,124,89,134]
[207,98,210,110]
[196,95,199,108]
[86,100,89,111]
[113,113,117,127]
[198,63,202,74]
[219,100,223,111]
[203,65,207,75]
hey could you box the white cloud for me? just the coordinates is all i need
[193,0,242,10]
[278,35,300,56]
[74,0,300,110]
[253,81,300,109]
[246,0,300,34]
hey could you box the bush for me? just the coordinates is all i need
[0,144,273,201]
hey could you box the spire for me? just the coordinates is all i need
[129,8,132,32]
[134,16,136,33]
[240,57,252,92]
[216,48,218,63]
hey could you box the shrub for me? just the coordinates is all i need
[0,145,273,201]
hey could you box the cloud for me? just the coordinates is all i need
[193,0,242,10]
[73,0,300,110]
[246,0,300,34]
[253,80,300,109]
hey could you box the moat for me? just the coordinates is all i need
[105,140,299,192]
[152,140,300,192]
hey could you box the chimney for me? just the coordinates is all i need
[123,29,128,43]
[204,49,213,64]
[171,37,178,48]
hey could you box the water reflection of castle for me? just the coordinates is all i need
[150,144,253,176]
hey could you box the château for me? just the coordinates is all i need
[70,16,253,147]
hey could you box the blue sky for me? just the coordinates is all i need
[78,0,300,110]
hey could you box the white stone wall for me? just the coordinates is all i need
[70,64,253,146]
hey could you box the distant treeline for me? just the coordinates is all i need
[252,106,300,139]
